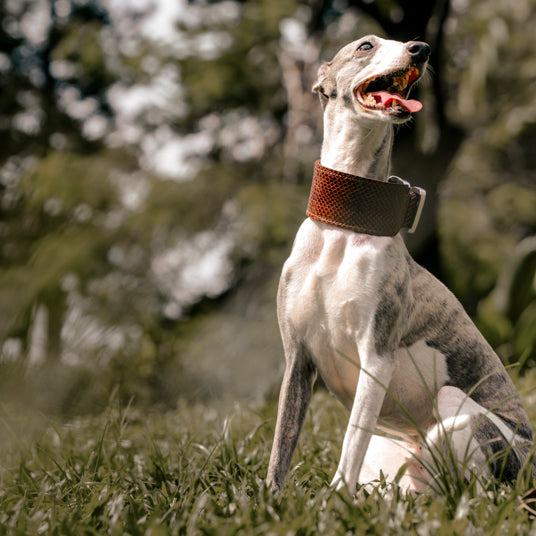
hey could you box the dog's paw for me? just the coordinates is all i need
[330,471,347,492]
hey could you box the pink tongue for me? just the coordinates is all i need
[370,91,423,113]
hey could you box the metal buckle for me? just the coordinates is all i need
[408,186,426,234]
[387,175,410,188]
[388,176,426,233]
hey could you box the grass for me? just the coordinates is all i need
[1,373,536,535]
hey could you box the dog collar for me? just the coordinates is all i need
[306,160,426,236]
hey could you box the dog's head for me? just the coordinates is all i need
[313,35,430,124]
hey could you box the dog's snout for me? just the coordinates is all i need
[407,41,431,62]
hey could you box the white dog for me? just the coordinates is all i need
[267,35,534,494]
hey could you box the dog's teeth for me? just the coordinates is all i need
[392,75,409,92]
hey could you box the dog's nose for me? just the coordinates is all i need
[407,41,431,62]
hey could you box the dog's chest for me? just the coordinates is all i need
[280,220,385,339]
[279,219,448,425]
[279,221,390,399]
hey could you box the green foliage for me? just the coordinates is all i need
[0,148,136,340]
[22,151,124,211]
[478,237,536,370]
[0,227,107,329]
[234,180,309,263]
[440,1,536,362]
[1,390,536,534]
[180,0,297,119]
[52,20,116,95]
[127,161,266,241]
[438,0,536,335]
[0,0,308,398]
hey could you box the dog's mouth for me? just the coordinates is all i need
[356,67,423,116]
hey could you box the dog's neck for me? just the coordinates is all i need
[320,116,394,181]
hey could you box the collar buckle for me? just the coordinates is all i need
[408,186,426,234]
[387,175,410,188]
[388,176,426,233]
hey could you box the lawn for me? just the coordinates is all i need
[1,371,536,535]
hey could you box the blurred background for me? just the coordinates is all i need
[1,0,535,417]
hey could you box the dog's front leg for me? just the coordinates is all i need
[267,345,316,493]
[331,355,394,493]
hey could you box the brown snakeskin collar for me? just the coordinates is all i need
[306,160,426,237]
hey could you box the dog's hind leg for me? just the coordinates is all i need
[267,345,316,493]
[423,386,529,490]
[359,435,429,494]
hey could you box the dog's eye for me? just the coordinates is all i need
[357,42,374,52]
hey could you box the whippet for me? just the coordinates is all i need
[267,35,535,495]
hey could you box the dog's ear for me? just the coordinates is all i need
[312,61,335,103]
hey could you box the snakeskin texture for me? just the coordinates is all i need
[306,160,423,236]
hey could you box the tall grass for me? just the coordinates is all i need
[0,380,535,534]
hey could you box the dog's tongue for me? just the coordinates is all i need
[370,91,423,113]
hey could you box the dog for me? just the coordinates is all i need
[267,35,535,495]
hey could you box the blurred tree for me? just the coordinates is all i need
[1,0,535,414]
[0,0,175,411]
[0,0,313,411]
[437,0,536,367]
[0,0,118,352]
